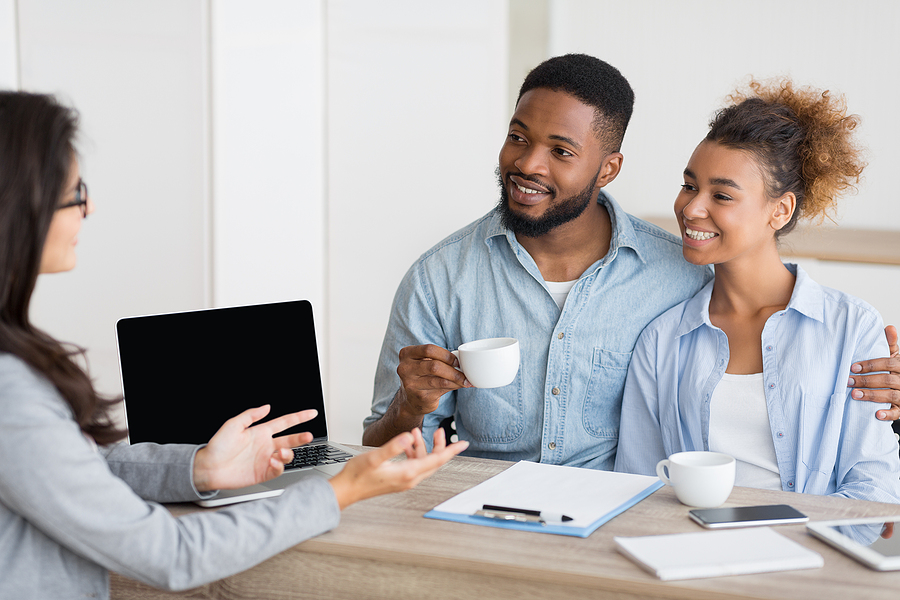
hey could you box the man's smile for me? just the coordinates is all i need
[508,174,552,206]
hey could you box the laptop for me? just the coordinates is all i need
[116,299,359,507]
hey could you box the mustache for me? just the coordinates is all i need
[494,165,556,195]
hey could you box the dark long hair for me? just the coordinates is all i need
[0,91,124,444]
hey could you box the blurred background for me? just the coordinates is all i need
[2,0,897,444]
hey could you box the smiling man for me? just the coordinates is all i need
[363,54,708,468]
[362,54,900,468]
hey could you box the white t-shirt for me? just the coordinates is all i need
[708,372,782,490]
[545,279,577,311]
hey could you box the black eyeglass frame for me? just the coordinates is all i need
[58,179,89,218]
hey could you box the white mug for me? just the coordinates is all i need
[656,451,735,508]
[450,337,519,388]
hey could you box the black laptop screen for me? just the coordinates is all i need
[117,300,328,445]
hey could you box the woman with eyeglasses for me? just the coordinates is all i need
[615,80,900,505]
[0,91,468,599]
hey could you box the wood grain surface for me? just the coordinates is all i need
[110,450,900,599]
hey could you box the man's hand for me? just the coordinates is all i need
[848,325,900,421]
[331,428,468,510]
[396,344,472,416]
[362,344,471,447]
[193,405,318,492]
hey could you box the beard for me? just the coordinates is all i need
[495,165,601,238]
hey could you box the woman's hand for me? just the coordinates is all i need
[193,405,318,492]
[329,428,468,510]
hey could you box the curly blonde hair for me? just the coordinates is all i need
[707,78,865,236]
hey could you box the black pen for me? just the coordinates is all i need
[481,504,573,523]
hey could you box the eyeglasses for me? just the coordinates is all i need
[58,179,89,218]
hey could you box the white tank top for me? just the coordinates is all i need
[708,372,782,490]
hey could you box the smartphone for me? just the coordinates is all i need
[689,504,808,529]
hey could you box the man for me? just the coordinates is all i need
[363,54,900,468]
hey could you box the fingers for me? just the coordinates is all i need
[399,343,457,364]
[432,426,447,452]
[848,371,900,420]
[848,372,900,391]
[268,456,285,478]
[332,433,468,509]
[273,431,314,451]
[876,407,900,421]
[369,431,416,466]
[398,345,470,392]
[229,404,272,430]
[848,356,900,423]
[848,384,900,420]
[410,427,427,459]
[259,409,318,436]
[849,385,900,407]
[851,356,900,376]
[398,439,469,486]
[887,325,899,358]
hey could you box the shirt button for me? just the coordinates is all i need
[766,345,773,351]
[769,383,775,389]
[777,432,784,438]
[788,481,794,487]
[552,387,561,395]
[548,442,556,450]
[557,332,565,340]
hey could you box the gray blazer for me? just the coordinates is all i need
[0,354,340,600]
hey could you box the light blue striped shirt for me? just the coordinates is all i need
[615,264,900,503]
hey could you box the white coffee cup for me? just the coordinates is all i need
[450,337,519,388]
[655,451,735,508]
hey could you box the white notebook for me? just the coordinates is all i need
[615,527,823,581]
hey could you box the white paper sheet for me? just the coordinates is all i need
[430,460,662,530]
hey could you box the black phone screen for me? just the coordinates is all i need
[689,504,808,528]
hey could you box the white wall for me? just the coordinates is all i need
[21,1,210,410]
[0,0,16,88]
[548,0,900,231]
[210,0,326,312]
[325,0,509,442]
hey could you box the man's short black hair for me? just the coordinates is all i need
[517,54,634,153]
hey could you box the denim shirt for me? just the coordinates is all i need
[365,192,712,470]
[615,265,900,504]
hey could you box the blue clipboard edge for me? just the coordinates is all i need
[424,479,664,538]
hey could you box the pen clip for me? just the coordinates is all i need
[475,505,545,525]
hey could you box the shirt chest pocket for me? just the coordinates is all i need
[799,390,845,477]
[582,348,632,438]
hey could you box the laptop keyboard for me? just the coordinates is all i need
[285,444,353,470]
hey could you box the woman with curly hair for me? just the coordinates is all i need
[614,80,900,503]
[0,91,467,599]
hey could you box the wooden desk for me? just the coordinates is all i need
[111,454,900,600]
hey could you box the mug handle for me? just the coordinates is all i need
[450,350,463,373]
[656,459,673,485]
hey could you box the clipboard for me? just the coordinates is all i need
[424,460,663,537]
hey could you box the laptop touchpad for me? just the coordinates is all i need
[261,468,326,489]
